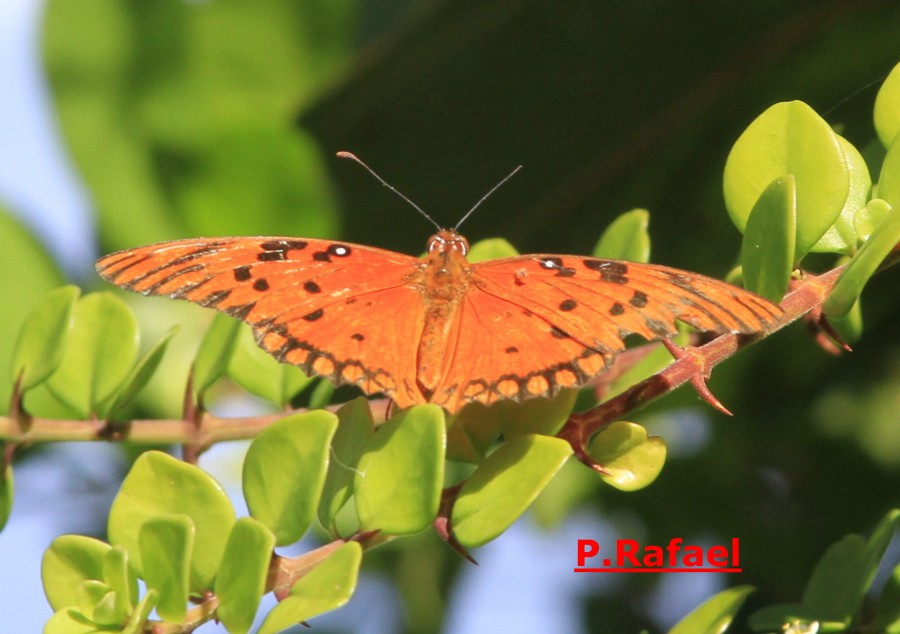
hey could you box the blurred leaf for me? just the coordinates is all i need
[877,132,900,210]
[497,389,577,439]
[445,402,502,464]
[0,465,11,532]
[228,323,314,407]
[467,238,518,262]
[873,563,900,633]
[193,312,242,400]
[802,509,900,624]
[452,434,572,548]
[824,199,900,319]
[318,398,374,531]
[258,542,362,634]
[107,451,235,591]
[44,292,139,418]
[75,580,113,624]
[139,514,193,622]
[355,405,445,535]
[243,410,338,545]
[9,285,79,391]
[740,175,796,302]
[588,421,667,491]
[216,517,276,634]
[828,296,863,344]
[121,590,157,634]
[103,326,179,419]
[42,535,111,611]
[668,585,754,634]
[874,61,900,148]
[723,100,849,259]
[0,209,64,408]
[592,208,651,262]
[812,135,871,254]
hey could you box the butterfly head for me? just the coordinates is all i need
[427,229,469,257]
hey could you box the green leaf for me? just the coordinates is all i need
[723,100,849,260]
[9,285,79,390]
[355,405,445,535]
[216,517,276,634]
[740,175,796,302]
[802,509,900,624]
[258,542,362,634]
[466,238,519,263]
[824,199,900,319]
[874,61,900,148]
[0,465,11,531]
[446,402,503,464]
[853,197,891,242]
[876,132,900,211]
[592,208,651,262]
[103,326,179,419]
[139,514,194,622]
[243,410,338,545]
[812,135,871,254]
[452,434,572,548]
[318,398,374,531]
[0,208,64,408]
[45,607,120,634]
[228,323,314,406]
[668,585,754,634]
[497,389,578,439]
[101,546,137,620]
[44,292,140,418]
[42,535,111,611]
[193,312,242,400]
[588,420,667,491]
[121,590,157,634]
[75,580,115,624]
[873,563,900,633]
[107,451,235,591]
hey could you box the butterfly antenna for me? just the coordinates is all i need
[454,165,522,231]
[337,151,441,231]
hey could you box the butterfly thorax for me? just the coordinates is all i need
[415,229,475,399]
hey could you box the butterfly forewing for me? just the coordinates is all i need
[96,237,427,405]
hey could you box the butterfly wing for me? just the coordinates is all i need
[429,254,782,412]
[96,237,428,408]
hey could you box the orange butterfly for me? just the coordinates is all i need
[96,156,782,413]
[97,229,783,413]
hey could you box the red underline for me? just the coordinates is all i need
[574,567,743,573]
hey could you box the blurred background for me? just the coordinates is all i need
[1,0,899,632]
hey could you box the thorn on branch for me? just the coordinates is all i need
[662,340,732,416]
[433,483,478,564]
[805,305,852,356]
[557,417,611,475]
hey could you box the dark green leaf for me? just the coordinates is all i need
[498,389,577,439]
[243,410,338,545]
[228,323,314,407]
[445,402,503,464]
[873,563,900,633]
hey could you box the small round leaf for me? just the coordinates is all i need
[452,434,572,548]
[216,517,276,634]
[589,420,667,491]
[355,405,445,535]
[669,585,755,634]
[740,175,796,302]
[9,285,79,390]
[139,514,194,622]
[42,535,111,611]
[592,208,651,262]
[243,410,338,545]
[874,61,900,148]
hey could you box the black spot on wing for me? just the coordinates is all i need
[233,266,252,282]
[559,299,577,312]
[253,279,270,292]
[630,290,649,308]
[303,309,324,322]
